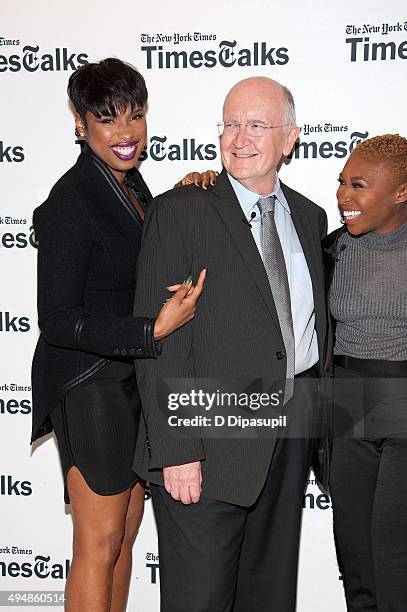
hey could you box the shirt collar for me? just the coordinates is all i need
[227,173,291,216]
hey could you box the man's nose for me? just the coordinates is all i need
[232,125,250,148]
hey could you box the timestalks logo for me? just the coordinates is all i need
[0,475,32,496]
[290,131,369,160]
[0,45,88,72]
[303,491,332,510]
[0,312,30,332]
[0,141,24,162]
[0,396,31,415]
[0,226,37,249]
[0,555,70,578]
[346,36,407,62]
[141,39,289,69]
[139,136,217,162]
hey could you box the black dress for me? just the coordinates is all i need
[32,144,157,502]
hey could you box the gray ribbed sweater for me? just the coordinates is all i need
[330,222,407,360]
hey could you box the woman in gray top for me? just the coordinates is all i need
[324,134,407,611]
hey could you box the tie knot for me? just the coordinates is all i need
[257,195,276,215]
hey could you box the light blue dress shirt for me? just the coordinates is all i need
[228,173,318,374]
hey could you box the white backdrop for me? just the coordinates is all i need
[1,1,406,609]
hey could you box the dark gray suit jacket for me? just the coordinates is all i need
[133,170,328,506]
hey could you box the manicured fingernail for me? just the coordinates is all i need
[183,275,193,284]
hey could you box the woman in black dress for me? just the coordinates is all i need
[31,58,206,611]
[324,134,407,610]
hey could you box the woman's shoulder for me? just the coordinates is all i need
[33,154,95,226]
[323,225,346,249]
[322,225,348,268]
[33,183,89,236]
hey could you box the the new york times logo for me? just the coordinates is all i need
[0,312,30,332]
[0,44,88,72]
[0,475,32,496]
[0,37,20,47]
[291,128,369,160]
[0,141,24,162]
[146,552,159,584]
[0,546,32,555]
[0,216,27,225]
[345,19,407,62]
[141,39,289,70]
[139,136,217,162]
[0,554,70,578]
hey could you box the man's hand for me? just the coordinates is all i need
[163,461,202,504]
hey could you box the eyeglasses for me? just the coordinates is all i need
[217,121,290,137]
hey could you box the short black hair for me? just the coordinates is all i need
[67,57,148,121]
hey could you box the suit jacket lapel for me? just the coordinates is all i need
[281,183,327,364]
[322,225,346,371]
[81,145,143,227]
[210,171,281,332]
[322,225,346,289]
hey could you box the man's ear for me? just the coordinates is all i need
[283,126,300,157]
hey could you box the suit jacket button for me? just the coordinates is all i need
[275,351,285,360]
[136,348,143,355]
[121,348,128,356]
[113,348,120,355]
[129,348,136,356]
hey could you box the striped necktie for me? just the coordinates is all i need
[258,195,295,403]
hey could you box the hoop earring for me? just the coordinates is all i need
[75,127,86,139]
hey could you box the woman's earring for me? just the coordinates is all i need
[75,127,85,139]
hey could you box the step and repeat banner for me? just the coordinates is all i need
[1,0,406,610]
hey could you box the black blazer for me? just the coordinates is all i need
[31,146,156,442]
[133,170,329,505]
[322,225,346,373]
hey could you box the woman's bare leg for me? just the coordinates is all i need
[64,467,132,612]
[110,481,145,612]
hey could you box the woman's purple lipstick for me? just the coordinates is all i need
[110,141,138,161]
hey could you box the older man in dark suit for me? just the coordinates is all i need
[133,77,328,611]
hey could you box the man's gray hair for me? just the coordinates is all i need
[282,85,296,127]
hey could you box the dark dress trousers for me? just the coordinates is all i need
[133,171,329,610]
[323,226,407,611]
[31,145,156,442]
